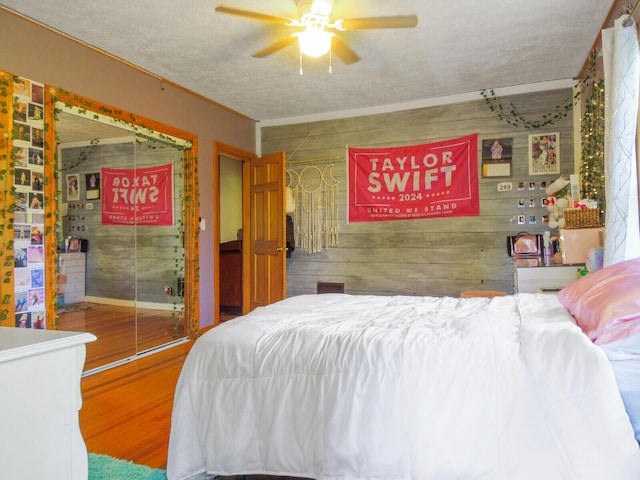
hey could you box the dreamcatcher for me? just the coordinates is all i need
[286,163,339,254]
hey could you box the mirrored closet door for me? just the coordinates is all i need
[55,108,188,372]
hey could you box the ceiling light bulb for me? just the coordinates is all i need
[297,26,332,57]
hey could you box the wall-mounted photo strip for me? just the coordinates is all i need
[528,132,560,175]
[14,100,27,122]
[16,312,31,328]
[29,147,43,166]
[481,137,513,177]
[12,77,47,329]
[13,77,31,98]
[14,168,31,188]
[14,146,28,167]
[28,103,44,122]
[29,287,45,310]
[14,121,30,142]
[14,267,31,289]
[29,192,43,211]
[31,171,44,191]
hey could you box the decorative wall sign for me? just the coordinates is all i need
[347,133,479,222]
[102,164,174,226]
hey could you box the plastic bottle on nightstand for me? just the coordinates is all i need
[543,231,552,266]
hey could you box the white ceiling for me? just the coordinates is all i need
[1,0,619,123]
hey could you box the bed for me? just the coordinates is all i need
[168,258,640,480]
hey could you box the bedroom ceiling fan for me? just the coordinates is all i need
[215,0,418,67]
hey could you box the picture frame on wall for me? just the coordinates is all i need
[481,137,513,177]
[66,174,80,201]
[528,132,560,175]
[85,172,100,200]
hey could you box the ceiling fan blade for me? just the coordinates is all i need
[215,5,295,25]
[332,36,360,65]
[252,36,298,58]
[339,15,418,30]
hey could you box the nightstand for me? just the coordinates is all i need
[514,262,584,293]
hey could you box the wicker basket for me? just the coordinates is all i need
[563,208,601,229]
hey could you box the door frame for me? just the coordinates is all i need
[213,142,254,326]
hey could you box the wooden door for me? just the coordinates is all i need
[249,151,286,309]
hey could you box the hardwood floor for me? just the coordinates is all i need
[79,310,236,470]
[58,302,186,371]
[80,338,193,469]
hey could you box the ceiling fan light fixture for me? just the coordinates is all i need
[296,25,332,57]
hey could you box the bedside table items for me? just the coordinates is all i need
[586,247,605,272]
[559,227,604,264]
[58,236,88,252]
[563,207,602,229]
[507,232,543,266]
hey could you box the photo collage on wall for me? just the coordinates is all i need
[487,134,560,227]
[516,179,550,226]
[13,77,46,329]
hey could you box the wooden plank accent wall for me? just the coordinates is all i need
[262,89,575,298]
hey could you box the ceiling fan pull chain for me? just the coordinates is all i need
[329,46,332,74]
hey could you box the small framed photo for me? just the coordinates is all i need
[66,174,80,201]
[86,172,100,200]
[481,137,513,177]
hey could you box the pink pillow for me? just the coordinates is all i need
[557,256,640,345]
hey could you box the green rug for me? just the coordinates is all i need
[88,453,167,480]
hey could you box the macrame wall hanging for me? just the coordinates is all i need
[286,133,341,254]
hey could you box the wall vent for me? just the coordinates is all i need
[317,282,345,294]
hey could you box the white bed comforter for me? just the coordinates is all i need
[168,293,640,480]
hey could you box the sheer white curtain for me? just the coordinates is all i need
[602,15,640,267]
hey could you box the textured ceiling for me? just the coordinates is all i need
[1,0,617,123]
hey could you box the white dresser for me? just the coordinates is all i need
[59,252,86,304]
[514,263,584,293]
[0,327,96,480]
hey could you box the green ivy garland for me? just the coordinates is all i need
[480,50,599,129]
[580,79,606,208]
[480,89,578,129]
[0,75,17,323]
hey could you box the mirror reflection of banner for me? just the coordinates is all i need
[347,133,479,222]
[102,164,173,226]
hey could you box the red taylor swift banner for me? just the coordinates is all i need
[347,133,479,222]
[102,164,174,226]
